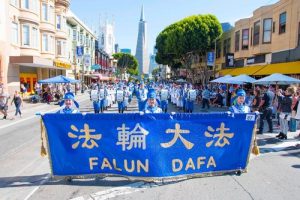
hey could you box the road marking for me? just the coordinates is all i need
[23,174,51,200]
[71,181,160,200]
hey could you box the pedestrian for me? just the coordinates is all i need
[201,86,210,110]
[229,89,251,113]
[11,91,23,117]
[0,89,9,120]
[276,87,295,139]
[251,89,261,112]
[257,85,275,134]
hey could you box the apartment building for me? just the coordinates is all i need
[217,0,300,78]
[66,10,96,83]
[0,0,71,94]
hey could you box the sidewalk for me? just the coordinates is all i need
[0,92,89,126]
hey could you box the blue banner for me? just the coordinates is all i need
[76,46,84,57]
[207,52,215,66]
[42,113,256,178]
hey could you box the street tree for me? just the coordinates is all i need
[155,14,222,84]
[112,53,138,79]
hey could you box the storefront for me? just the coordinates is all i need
[9,56,71,94]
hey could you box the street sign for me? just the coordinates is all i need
[83,54,91,67]
[207,52,215,66]
[76,46,84,57]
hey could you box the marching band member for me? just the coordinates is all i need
[116,83,125,113]
[91,87,101,114]
[137,82,148,111]
[159,85,169,113]
[144,89,162,113]
[229,89,251,113]
[57,92,80,114]
[99,84,108,113]
[185,84,197,113]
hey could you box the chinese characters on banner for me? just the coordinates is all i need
[42,113,256,178]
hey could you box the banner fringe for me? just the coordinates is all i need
[40,118,47,157]
[251,124,260,155]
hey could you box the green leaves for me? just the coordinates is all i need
[155,14,222,68]
[112,53,138,76]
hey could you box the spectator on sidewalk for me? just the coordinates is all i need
[276,87,294,140]
[202,86,210,109]
[0,88,10,120]
[257,85,275,134]
[11,90,23,117]
[251,89,261,112]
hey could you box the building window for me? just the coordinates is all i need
[242,29,249,50]
[263,18,272,43]
[56,40,66,56]
[42,34,48,51]
[235,31,240,52]
[11,22,18,44]
[56,15,61,30]
[223,38,231,56]
[22,0,29,9]
[57,40,62,55]
[73,29,77,41]
[250,27,253,46]
[31,27,38,48]
[298,22,300,47]
[32,0,38,13]
[253,21,260,46]
[216,41,221,58]
[273,22,276,33]
[42,3,48,21]
[22,25,30,46]
[279,12,286,34]
[49,36,54,53]
[50,6,54,23]
[10,0,18,7]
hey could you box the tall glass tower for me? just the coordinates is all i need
[135,5,149,78]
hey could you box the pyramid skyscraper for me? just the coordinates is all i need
[135,6,149,78]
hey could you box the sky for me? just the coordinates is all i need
[70,0,279,55]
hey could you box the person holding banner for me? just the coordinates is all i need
[57,92,80,114]
[229,89,251,113]
[185,84,197,113]
[144,89,162,113]
[116,84,125,113]
[137,82,148,111]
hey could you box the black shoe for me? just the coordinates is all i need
[3,116,7,120]
[256,131,263,135]
[276,132,284,138]
[268,130,273,133]
[279,134,287,140]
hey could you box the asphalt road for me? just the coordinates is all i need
[0,93,299,200]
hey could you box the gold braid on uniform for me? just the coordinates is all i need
[40,118,47,157]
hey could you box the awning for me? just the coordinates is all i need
[91,64,100,70]
[230,65,266,76]
[253,61,300,75]
[218,68,235,76]
[10,56,71,70]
